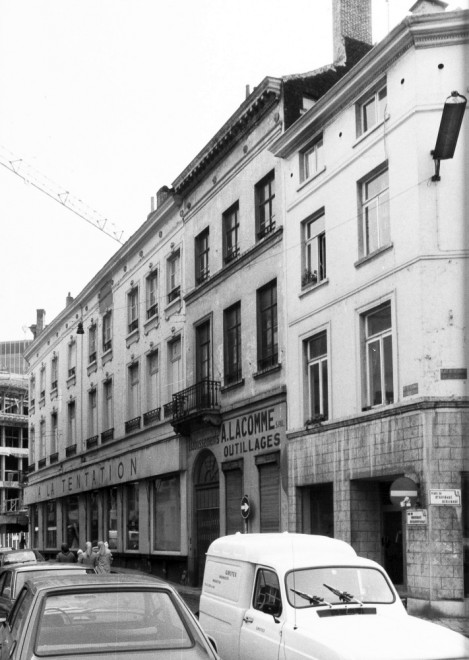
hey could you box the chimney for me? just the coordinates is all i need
[35,309,46,336]
[156,186,171,208]
[333,0,372,64]
[66,292,74,307]
[409,0,448,15]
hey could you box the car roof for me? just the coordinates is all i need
[207,533,361,569]
[25,573,171,596]
[0,563,85,574]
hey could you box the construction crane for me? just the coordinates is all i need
[0,145,125,244]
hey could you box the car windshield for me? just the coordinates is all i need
[35,589,193,655]
[286,566,395,608]
[15,569,90,597]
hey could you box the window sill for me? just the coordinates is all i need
[102,349,113,366]
[297,166,326,192]
[126,328,140,348]
[354,242,393,268]
[299,277,329,298]
[66,375,76,388]
[221,378,245,393]
[50,388,58,401]
[144,314,159,334]
[353,115,389,148]
[87,361,98,376]
[164,296,181,319]
[253,363,282,379]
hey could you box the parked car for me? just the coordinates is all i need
[199,533,469,660]
[0,573,220,659]
[0,562,94,618]
[0,551,36,568]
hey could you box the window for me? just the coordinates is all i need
[50,412,58,455]
[106,487,118,549]
[39,420,46,460]
[146,270,159,320]
[64,495,79,548]
[256,171,275,240]
[39,366,45,400]
[257,280,278,371]
[256,454,280,532]
[67,341,76,378]
[253,569,282,617]
[364,302,393,407]
[223,462,243,535]
[30,427,35,465]
[103,378,113,431]
[88,324,97,363]
[360,167,390,256]
[224,302,242,385]
[146,350,160,410]
[302,211,326,287]
[127,286,139,333]
[67,401,76,446]
[305,330,328,420]
[51,355,58,390]
[196,320,211,382]
[167,249,181,303]
[195,228,210,284]
[300,135,324,181]
[102,311,112,352]
[128,362,140,419]
[125,483,139,551]
[154,475,180,551]
[223,203,240,264]
[88,388,97,437]
[46,500,57,548]
[30,375,36,408]
[358,83,387,135]
[167,338,182,403]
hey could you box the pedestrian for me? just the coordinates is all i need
[95,541,112,574]
[19,534,26,549]
[56,543,76,563]
[81,541,96,567]
[77,549,84,563]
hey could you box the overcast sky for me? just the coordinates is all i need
[0,0,467,342]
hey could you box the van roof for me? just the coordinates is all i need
[206,533,357,568]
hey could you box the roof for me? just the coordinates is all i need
[24,572,170,595]
[207,533,358,569]
[0,562,83,574]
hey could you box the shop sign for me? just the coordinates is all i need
[406,509,427,526]
[429,489,461,506]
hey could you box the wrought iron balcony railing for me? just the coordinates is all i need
[170,379,221,435]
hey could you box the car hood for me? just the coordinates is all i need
[288,611,469,660]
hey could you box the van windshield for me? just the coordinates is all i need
[286,566,394,608]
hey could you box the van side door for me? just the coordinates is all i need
[239,568,284,660]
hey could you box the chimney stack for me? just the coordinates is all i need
[333,0,372,64]
[36,309,46,335]
[66,292,74,307]
[409,0,448,15]
[156,186,171,208]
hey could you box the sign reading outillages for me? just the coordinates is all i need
[390,477,418,508]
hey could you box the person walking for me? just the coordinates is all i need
[80,541,96,567]
[56,543,76,563]
[95,541,112,573]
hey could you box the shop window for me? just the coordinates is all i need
[64,495,79,549]
[107,487,118,550]
[89,491,99,543]
[31,504,39,548]
[154,475,181,551]
[126,483,139,551]
[46,501,57,548]
[256,453,280,533]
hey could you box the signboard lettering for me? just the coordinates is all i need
[429,489,461,506]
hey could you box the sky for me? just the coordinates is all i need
[0,0,467,342]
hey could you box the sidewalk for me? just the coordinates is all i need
[417,616,469,638]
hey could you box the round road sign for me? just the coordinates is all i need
[241,495,250,520]
[390,477,418,508]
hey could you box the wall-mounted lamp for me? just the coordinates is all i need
[431,90,467,181]
[76,321,85,335]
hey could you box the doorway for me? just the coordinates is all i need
[195,451,219,584]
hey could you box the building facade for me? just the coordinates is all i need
[0,341,30,545]
[271,3,468,616]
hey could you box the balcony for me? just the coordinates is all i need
[65,444,77,457]
[143,407,161,426]
[170,379,221,436]
[125,416,141,434]
[101,428,114,443]
[38,458,47,469]
[86,435,99,450]
[50,452,59,464]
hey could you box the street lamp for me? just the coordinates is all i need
[431,90,467,181]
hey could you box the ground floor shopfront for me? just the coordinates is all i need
[24,392,288,585]
[288,401,469,618]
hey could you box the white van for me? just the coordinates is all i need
[199,533,469,660]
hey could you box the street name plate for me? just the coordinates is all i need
[429,489,461,505]
[406,509,427,526]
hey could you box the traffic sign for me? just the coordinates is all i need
[241,495,250,520]
[390,477,418,508]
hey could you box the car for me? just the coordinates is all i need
[199,533,469,660]
[0,573,220,659]
[0,562,95,619]
[0,551,36,568]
